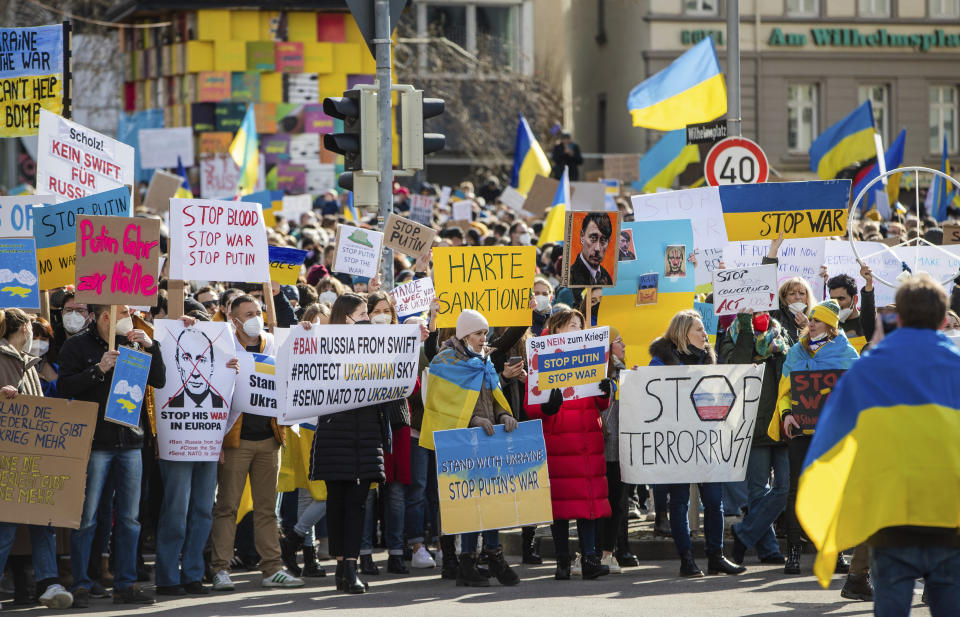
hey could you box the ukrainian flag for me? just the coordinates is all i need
[627,37,727,131]
[931,136,951,221]
[229,104,259,196]
[510,114,551,195]
[343,190,359,222]
[253,353,275,375]
[852,129,905,212]
[796,328,960,588]
[537,166,569,248]
[632,129,700,193]
[809,100,876,180]
[175,155,192,199]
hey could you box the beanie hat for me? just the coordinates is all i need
[456,309,489,340]
[810,299,841,330]
[608,326,621,343]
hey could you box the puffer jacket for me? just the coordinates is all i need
[309,403,387,483]
[0,339,43,396]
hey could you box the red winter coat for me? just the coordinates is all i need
[525,389,611,521]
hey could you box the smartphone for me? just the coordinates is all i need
[508,356,523,366]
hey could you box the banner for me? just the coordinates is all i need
[390,277,435,318]
[790,369,845,435]
[32,187,131,289]
[169,197,269,283]
[199,153,240,199]
[105,346,152,428]
[562,211,620,287]
[333,224,383,279]
[152,320,237,461]
[0,395,98,528]
[409,194,434,226]
[231,351,278,417]
[434,420,553,535]
[711,264,778,315]
[433,246,535,328]
[137,127,195,169]
[0,238,40,309]
[0,195,52,237]
[276,324,420,424]
[525,327,608,404]
[0,25,64,137]
[383,213,436,257]
[36,110,135,202]
[75,215,160,306]
[618,364,765,484]
[268,245,307,286]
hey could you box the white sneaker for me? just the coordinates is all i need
[600,554,622,574]
[571,553,582,576]
[212,570,234,591]
[39,583,73,609]
[262,569,304,588]
[411,546,437,568]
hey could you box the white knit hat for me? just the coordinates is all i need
[456,309,489,340]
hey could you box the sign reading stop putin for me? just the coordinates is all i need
[705,137,769,186]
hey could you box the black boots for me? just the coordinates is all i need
[387,555,409,574]
[731,526,747,565]
[580,555,610,580]
[654,512,672,537]
[521,526,542,564]
[301,546,325,577]
[554,554,571,580]
[679,551,704,577]
[279,529,303,576]
[707,552,747,575]
[440,536,459,580]
[835,552,850,574]
[341,560,366,594]
[455,553,490,587]
[784,543,802,574]
[359,554,379,575]
[840,573,873,601]
[484,548,520,586]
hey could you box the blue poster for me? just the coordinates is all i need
[694,301,719,335]
[0,238,40,309]
[105,346,152,428]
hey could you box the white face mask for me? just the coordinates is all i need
[534,294,552,313]
[30,339,49,357]
[318,291,338,304]
[945,329,960,338]
[115,317,134,337]
[788,302,807,315]
[21,327,32,353]
[518,232,532,245]
[238,316,264,337]
[371,313,392,325]
[62,311,87,334]
[837,307,853,322]
[810,331,828,342]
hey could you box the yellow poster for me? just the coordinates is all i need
[0,25,65,137]
[433,246,535,328]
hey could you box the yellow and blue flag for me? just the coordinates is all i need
[175,155,192,199]
[632,129,700,193]
[343,190,359,222]
[796,328,960,588]
[809,100,876,180]
[510,114,551,195]
[627,37,727,131]
[537,166,569,248]
[930,136,951,221]
[229,104,259,196]
[852,128,905,212]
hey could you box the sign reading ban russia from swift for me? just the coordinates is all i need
[719,179,851,241]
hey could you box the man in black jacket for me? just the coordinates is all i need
[569,213,614,286]
[58,304,166,607]
[827,265,876,343]
[550,132,583,181]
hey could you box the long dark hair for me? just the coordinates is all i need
[367,291,397,324]
[329,293,366,325]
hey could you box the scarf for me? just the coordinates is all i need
[727,315,791,360]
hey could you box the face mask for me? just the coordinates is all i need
[837,307,853,322]
[945,329,960,337]
[371,313,392,325]
[239,316,263,337]
[788,302,807,315]
[752,313,770,333]
[318,291,338,304]
[21,327,32,353]
[353,319,371,325]
[63,311,87,334]
[534,294,552,313]
[518,233,531,245]
[30,340,49,357]
[810,331,828,342]
[115,317,134,336]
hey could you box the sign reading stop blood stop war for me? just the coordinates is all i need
[525,327,609,404]
[705,136,769,186]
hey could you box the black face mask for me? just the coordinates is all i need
[353,319,371,325]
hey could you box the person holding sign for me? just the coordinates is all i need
[649,310,747,578]
[766,299,859,576]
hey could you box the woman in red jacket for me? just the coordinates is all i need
[525,307,612,581]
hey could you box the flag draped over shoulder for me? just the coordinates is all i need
[510,115,551,195]
[632,129,700,193]
[537,166,569,248]
[229,104,259,196]
[809,100,876,180]
[796,328,960,588]
[852,128,905,211]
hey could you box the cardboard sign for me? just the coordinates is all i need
[231,351,278,417]
[522,175,559,218]
[144,170,185,213]
[0,238,40,309]
[333,224,383,279]
[199,153,240,199]
[32,187,131,289]
[37,110,135,202]
[390,277,435,317]
[153,320,237,461]
[105,347,152,428]
[0,195,52,238]
[712,264,779,315]
[943,222,960,246]
[169,198,270,283]
[409,194,434,226]
[790,369,845,434]
[276,324,421,424]
[563,211,620,288]
[383,213,436,257]
[434,420,553,535]
[433,246,536,328]
[618,364,765,484]
[138,127,195,169]
[268,245,307,285]
[0,395,98,528]
[75,215,161,306]
[525,327,609,404]
[0,25,65,137]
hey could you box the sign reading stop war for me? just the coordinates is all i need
[790,369,845,435]
[719,180,850,241]
[618,364,765,484]
[711,264,778,316]
[525,327,608,404]
[0,395,98,528]
[433,246,535,328]
[75,215,160,306]
[0,25,65,138]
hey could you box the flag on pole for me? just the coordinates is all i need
[851,128,905,211]
[808,101,876,180]
[632,129,700,193]
[510,114,551,195]
[932,136,951,221]
[175,155,192,198]
[343,191,359,222]
[538,166,569,248]
[229,104,259,196]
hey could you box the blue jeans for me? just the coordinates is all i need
[668,482,723,556]
[871,545,960,617]
[461,530,500,554]
[552,519,598,558]
[733,445,789,558]
[295,489,326,544]
[722,479,748,516]
[70,448,142,592]
[155,460,218,587]
[361,483,405,555]
[404,436,435,545]
[0,523,58,581]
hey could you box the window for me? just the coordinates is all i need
[426,5,467,49]
[423,3,521,70]
[930,85,957,153]
[787,84,818,152]
[786,0,819,16]
[858,0,890,16]
[929,0,960,18]
[476,5,518,68]
[859,84,889,144]
[684,0,718,15]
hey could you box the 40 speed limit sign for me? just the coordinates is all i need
[704,137,769,186]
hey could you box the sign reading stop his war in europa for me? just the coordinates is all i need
[75,215,161,306]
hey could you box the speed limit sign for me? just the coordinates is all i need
[704,137,769,186]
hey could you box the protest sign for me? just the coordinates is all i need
[636,273,658,305]
[433,246,536,328]
[570,182,606,212]
[333,224,383,279]
[525,327,609,404]
[276,324,421,424]
[409,194,434,226]
[498,186,526,211]
[0,395,97,528]
[280,194,313,220]
[563,211,619,288]
[719,180,850,241]
[36,110,135,202]
[268,245,307,286]
[618,364,765,484]
[105,347,152,429]
[790,369,845,435]
[75,215,160,306]
[153,320,237,461]
[0,238,40,310]
[383,213,436,257]
[32,187,131,289]
[232,352,277,417]
[712,264,778,315]
[0,195,52,237]
[522,175,559,218]
[390,277,435,317]
[694,301,719,335]
[143,170,184,213]
[0,25,65,137]
[199,153,240,199]
[452,200,473,222]
[723,238,826,302]
[137,127,195,169]
[169,197,270,283]
[434,420,553,535]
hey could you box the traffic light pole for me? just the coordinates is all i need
[726,0,741,138]
[375,0,395,290]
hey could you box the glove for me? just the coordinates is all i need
[542,388,564,416]
[598,378,612,399]
[501,414,518,433]
[469,415,495,436]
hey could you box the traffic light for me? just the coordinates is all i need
[336,172,379,208]
[399,88,445,171]
[322,88,379,172]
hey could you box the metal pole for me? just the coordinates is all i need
[726,0,741,138]
[375,0,395,290]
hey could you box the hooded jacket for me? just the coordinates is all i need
[0,339,43,397]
